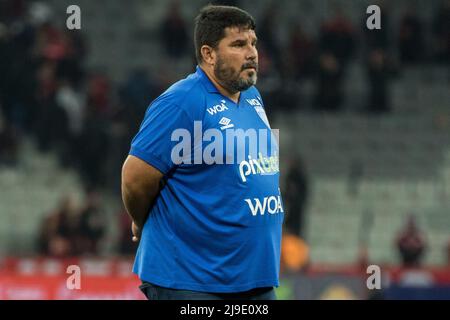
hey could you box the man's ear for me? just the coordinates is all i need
[200,45,216,66]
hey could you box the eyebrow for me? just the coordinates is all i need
[229,37,258,45]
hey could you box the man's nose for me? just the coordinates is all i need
[246,45,257,61]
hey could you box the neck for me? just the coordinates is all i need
[200,65,240,103]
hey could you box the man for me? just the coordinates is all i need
[121,5,284,300]
[396,215,427,267]
[284,156,308,238]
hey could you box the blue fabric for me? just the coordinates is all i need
[130,66,284,293]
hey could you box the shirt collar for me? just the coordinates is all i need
[195,65,250,105]
[196,65,220,94]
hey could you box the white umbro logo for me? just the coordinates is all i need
[219,117,234,130]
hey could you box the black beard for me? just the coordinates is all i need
[214,58,257,93]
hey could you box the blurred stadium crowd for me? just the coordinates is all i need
[0,0,449,299]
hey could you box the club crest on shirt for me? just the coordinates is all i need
[246,98,270,128]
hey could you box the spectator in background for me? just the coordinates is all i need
[55,29,86,87]
[34,60,70,154]
[53,51,86,171]
[38,195,78,257]
[77,108,109,190]
[1,13,39,133]
[395,215,428,267]
[0,109,19,166]
[283,156,309,238]
[398,8,425,65]
[38,193,106,257]
[32,18,77,156]
[0,0,26,23]
[77,73,111,190]
[284,23,315,82]
[0,22,9,113]
[258,2,282,72]
[432,0,450,64]
[55,78,85,167]
[315,8,355,112]
[318,7,356,70]
[160,0,189,58]
[365,49,397,113]
[73,191,106,255]
[313,52,344,112]
[86,73,111,117]
[55,79,84,137]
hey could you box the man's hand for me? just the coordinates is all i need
[132,221,142,242]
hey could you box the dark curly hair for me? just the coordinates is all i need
[194,5,256,64]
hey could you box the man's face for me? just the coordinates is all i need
[213,26,258,93]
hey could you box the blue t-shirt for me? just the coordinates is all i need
[129,66,284,293]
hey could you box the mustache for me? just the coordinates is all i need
[241,62,258,71]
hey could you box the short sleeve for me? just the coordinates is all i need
[129,99,193,175]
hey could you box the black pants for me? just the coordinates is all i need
[139,281,276,300]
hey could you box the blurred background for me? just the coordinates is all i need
[0,0,449,299]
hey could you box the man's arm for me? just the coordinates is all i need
[121,155,163,241]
